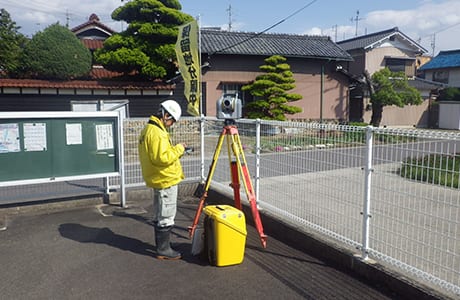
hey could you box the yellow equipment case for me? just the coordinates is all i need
[203,205,247,266]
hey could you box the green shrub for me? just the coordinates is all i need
[400,153,460,188]
[438,87,460,101]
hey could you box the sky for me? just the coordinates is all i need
[2,0,460,56]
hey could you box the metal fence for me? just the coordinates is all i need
[119,117,460,296]
[2,116,459,296]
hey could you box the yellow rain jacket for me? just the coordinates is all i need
[138,116,185,189]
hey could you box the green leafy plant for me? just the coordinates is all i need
[438,87,460,101]
[400,153,460,188]
[21,23,92,80]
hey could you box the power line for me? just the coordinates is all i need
[419,21,460,56]
[211,0,319,55]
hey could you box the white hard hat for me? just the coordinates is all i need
[160,100,181,121]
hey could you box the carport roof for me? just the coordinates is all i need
[200,29,352,61]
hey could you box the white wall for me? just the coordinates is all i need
[438,101,460,130]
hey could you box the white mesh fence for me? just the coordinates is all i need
[195,118,460,296]
[2,116,459,296]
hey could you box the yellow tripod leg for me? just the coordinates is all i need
[230,129,267,248]
[188,128,226,238]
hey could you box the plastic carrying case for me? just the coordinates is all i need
[203,205,247,266]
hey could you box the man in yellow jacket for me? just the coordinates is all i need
[138,100,186,260]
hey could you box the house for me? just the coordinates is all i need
[1,18,355,121]
[337,27,426,77]
[337,27,444,127]
[418,49,460,87]
[0,14,175,117]
[419,50,460,129]
[200,29,353,121]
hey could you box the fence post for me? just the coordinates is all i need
[200,115,205,182]
[361,125,374,260]
[255,119,261,204]
[118,112,126,208]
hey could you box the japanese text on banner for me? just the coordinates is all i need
[175,20,200,116]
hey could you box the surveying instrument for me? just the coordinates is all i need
[188,94,267,248]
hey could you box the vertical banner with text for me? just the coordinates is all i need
[175,20,200,116]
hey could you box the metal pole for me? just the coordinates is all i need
[361,125,373,260]
[255,119,261,204]
[104,176,110,195]
[118,111,126,208]
[200,115,205,182]
[197,14,203,116]
[320,64,324,123]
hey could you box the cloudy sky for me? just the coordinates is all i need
[2,0,460,56]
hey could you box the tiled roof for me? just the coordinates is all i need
[81,39,104,50]
[71,14,115,37]
[200,30,352,61]
[337,27,427,53]
[0,78,173,90]
[90,66,123,79]
[408,77,447,90]
[418,50,460,70]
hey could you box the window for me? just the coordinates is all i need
[432,71,449,84]
[385,58,408,73]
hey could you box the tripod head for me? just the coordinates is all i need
[224,119,236,126]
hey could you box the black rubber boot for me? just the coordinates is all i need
[155,226,181,260]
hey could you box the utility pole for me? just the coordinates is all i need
[430,33,436,57]
[350,10,364,36]
[332,24,338,42]
[227,4,233,31]
[65,10,70,28]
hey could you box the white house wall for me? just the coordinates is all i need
[438,102,460,130]
[424,68,460,87]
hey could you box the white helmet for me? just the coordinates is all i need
[160,100,181,121]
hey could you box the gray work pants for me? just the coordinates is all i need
[152,185,178,227]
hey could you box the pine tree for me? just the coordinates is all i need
[364,68,422,127]
[95,0,194,80]
[242,55,302,120]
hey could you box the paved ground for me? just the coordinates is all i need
[0,195,407,300]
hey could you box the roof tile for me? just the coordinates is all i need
[0,78,173,90]
[419,50,460,70]
[337,27,426,53]
[201,30,352,61]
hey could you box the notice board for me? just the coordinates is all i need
[0,112,120,184]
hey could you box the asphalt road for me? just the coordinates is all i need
[0,196,402,300]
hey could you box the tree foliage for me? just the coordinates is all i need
[21,23,92,80]
[365,68,422,127]
[438,87,460,101]
[242,55,302,120]
[0,9,28,77]
[95,0,194,80]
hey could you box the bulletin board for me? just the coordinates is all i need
[0,112,120,185]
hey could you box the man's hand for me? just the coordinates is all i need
[184,146,194,155]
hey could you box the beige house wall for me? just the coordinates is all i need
[365,47,415,75]
[202,55,350,121]
[362,100,430,128]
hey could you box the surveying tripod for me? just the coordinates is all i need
[188,120,267,248]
